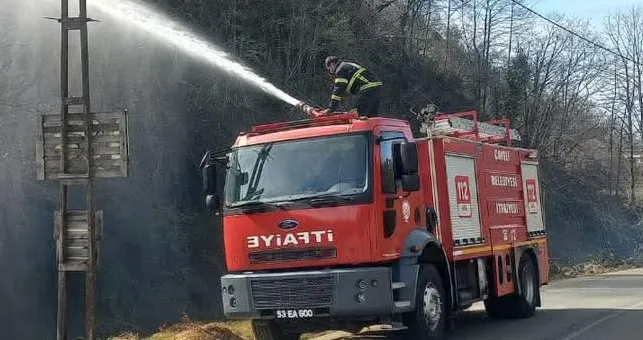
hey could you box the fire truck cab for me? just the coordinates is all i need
[201,110,549,340]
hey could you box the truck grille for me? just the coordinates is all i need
[250,276,335,309]
[249,247,337,264]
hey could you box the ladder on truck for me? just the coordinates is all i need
[419,110,521,146]
[37,1,130,339]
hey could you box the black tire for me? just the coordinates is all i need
[484,253,539,319]
[402,264,448,340]
[483,294,509,318]
[251,320,301,340]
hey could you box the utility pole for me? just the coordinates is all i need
[38,1,130,339]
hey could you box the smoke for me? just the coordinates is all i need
[0,1,59,338]
[0,0,254,338]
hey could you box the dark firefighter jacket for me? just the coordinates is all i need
[328,61,382,112]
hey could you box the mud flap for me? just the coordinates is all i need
[395,260,419,313]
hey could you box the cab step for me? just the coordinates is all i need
[394,301,411,309]
[391,282,406,290]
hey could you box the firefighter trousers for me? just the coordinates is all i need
[352,86,381,117]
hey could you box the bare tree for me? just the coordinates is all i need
[605,5,643,202]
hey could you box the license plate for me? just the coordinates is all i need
[275,309,314,319]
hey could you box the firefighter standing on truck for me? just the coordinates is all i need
[322,56,382,117]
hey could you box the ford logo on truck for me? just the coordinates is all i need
[278,219,299,230]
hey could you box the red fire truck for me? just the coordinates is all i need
[201,109,549,340]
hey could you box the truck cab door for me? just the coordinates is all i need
[374,130,421,260]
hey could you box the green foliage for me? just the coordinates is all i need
[503,49,530,125]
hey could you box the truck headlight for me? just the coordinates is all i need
[356,279,367,290]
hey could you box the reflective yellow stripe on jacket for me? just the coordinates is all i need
[360,81,382,91]
[347,68,366,93]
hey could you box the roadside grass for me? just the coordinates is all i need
[549,251,643,281]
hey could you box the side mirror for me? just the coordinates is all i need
[203,163,217,195]
[398,142,419,174]
[201,151,222,212]
[205,194,221,212]
[401,174,420,192]
[393,142,420,192]
[203,163,221,211]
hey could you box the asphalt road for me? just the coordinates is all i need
[317,268,643,340]
[449,267,643,340]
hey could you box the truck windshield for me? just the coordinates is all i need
[224,133,370,207]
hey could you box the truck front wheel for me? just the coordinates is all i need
[251,320,301,340]
[402,264,447,340]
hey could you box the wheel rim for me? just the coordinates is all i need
[422,282,442,331]
[521,261,535,304]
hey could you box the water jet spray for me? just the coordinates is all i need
[86,0,306,109]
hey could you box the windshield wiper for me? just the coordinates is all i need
[228,201,286,211]
[310,193,355,203]
[229,194,355,211]
[228,201,267,208]
[281,193,355,206]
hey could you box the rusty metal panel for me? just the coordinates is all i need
[55,209,103,272]
[37,110,129,180]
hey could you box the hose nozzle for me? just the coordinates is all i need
[295,101,326,117]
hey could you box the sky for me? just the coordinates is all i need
[534,0,638,28]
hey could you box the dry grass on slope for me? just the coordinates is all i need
[109,316,253,340]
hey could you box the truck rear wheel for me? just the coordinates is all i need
[402,263,447,340]
[484,253,538,319]
[251,320,301,340]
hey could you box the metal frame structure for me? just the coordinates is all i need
[418,110,522,146]
[38,1,130,339]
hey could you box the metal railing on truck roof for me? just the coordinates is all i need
[244,109,520,147]
[247,113,362,135]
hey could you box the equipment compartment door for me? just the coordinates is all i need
[521,161,545,237]
[445,154,483,245]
